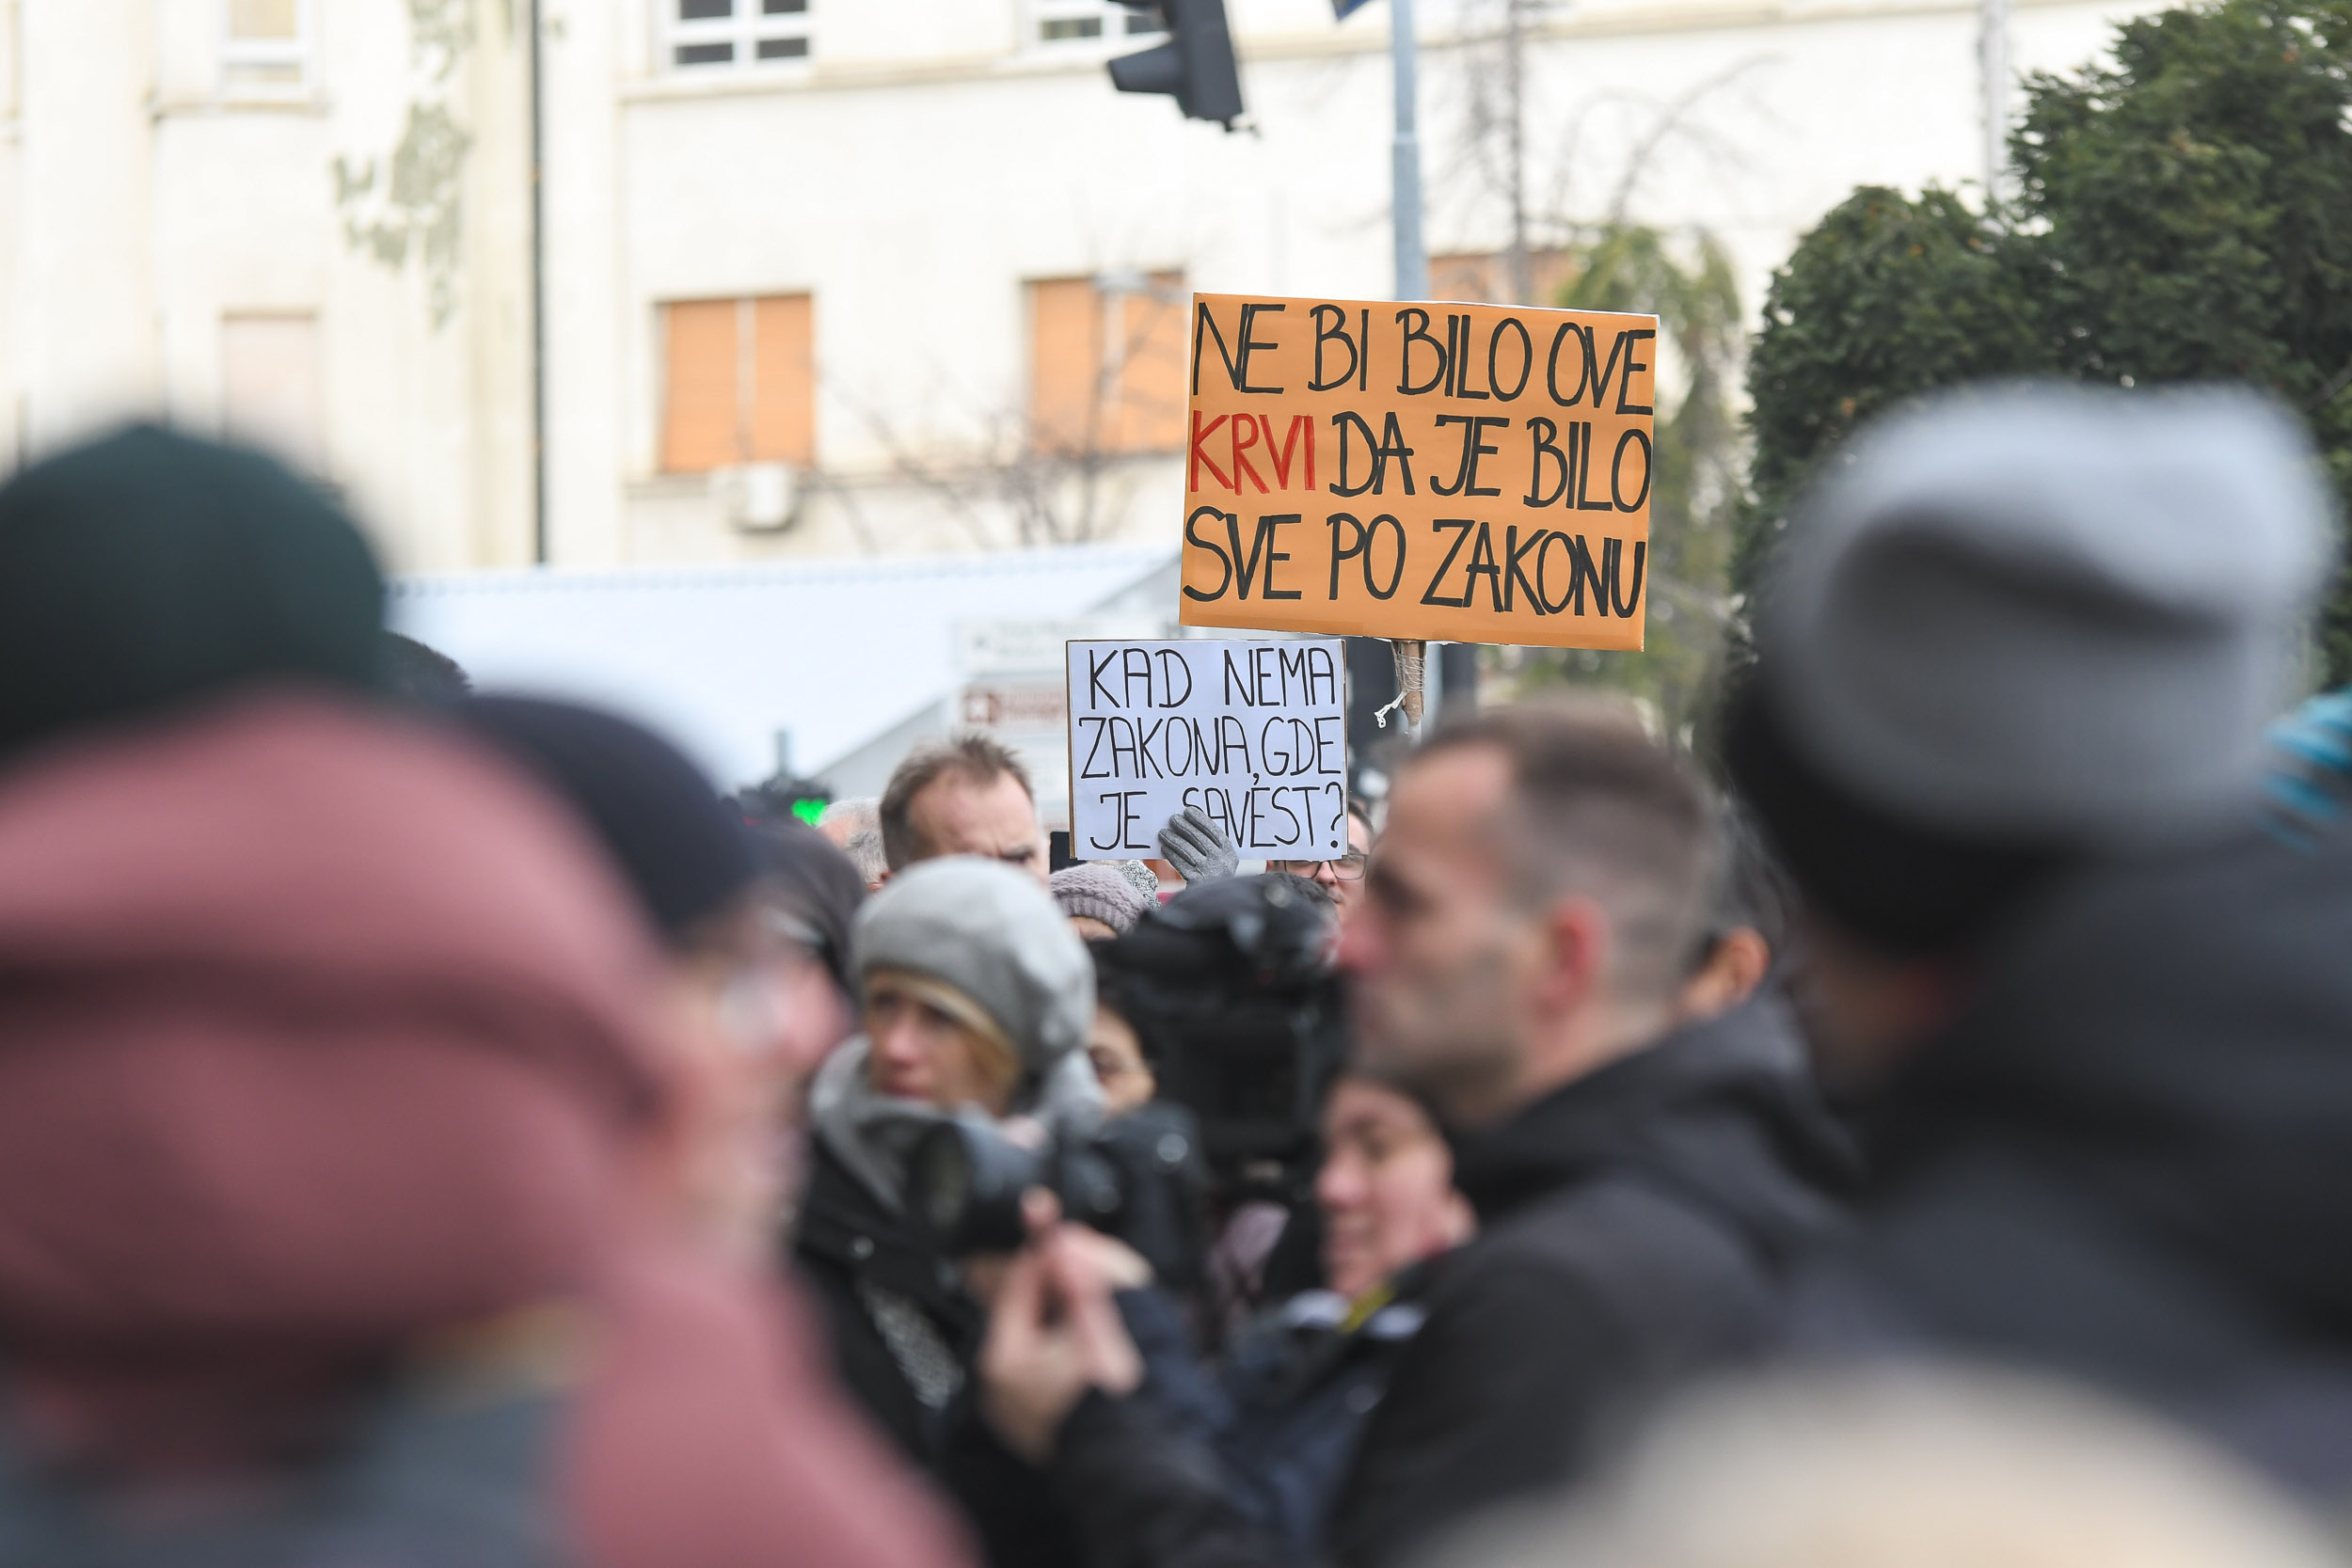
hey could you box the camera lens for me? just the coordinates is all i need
[1057,1149,1125,1226]
[910,1128,973,1240]
[908,1120,1042,1256]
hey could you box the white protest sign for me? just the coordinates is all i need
[1066,638,1348,861]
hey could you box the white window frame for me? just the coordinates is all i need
[219,0,313,100]
[664,0,814,74]
[1033,0,1166,52]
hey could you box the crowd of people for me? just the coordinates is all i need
[0,382,2348,1566]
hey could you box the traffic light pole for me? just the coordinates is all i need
[1390,0,1428,302]
[1388,0,1431,735]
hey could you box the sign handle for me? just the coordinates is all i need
[1375,638,1427,733]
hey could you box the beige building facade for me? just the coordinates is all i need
[0,0,2161,573]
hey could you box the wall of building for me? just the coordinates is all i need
[0,0,532,573]
[0,0,2160,574]
[551,0,2164,569]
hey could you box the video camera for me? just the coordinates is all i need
[907,1101,1210,1287]
[1102,875,1348,1210]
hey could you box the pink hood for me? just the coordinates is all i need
[0,693,672,1380]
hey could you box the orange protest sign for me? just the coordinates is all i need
[1177,293,1658,651]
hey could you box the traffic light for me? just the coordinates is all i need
[1107,0,1244,129]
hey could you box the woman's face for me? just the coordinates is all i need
[1315,1075,1474,1301]
[1086,1004,1156,1116]
[866,978,1014,1116]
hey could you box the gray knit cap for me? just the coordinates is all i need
[1756,383,2333,847]
[852,856,1093,1072]
[1050,863,1153,934]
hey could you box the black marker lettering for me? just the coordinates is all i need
[1419,519,1477,608]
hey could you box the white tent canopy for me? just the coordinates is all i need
[390,545,1178,792]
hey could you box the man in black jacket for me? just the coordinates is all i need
[1724,384,2352,1498]
[979,701,1855,1568]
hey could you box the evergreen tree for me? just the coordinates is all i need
[1742,0,2352,678]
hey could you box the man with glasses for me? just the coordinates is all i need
[1269,799,1375,922]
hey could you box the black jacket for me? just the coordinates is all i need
[1780,832,2352,1499]
[1047,997,1855,1568]
[793,1140,1080,1568]
[1324,995,1855,1568]
[1100,1271,1437,1557]
[793,1136,977,1460]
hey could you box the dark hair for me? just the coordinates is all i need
[1417,698,1711,1003]
[1345,796,1375,844]
[1271,870,1338,916]
[381,632,471,704]
[1691,791,1795,973]
[1089,938,1149,1060]
[879,733,1035,871]
[455,695,755,950]
[1723,678,2066,957]
[748,816,867,999]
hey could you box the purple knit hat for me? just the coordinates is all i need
[1051,862,1153,934]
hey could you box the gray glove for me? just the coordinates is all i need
[1157,805,1240,884]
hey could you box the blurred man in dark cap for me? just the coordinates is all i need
[456,695,844,1263]
[1724,383,2352,1497]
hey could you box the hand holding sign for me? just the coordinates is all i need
[1179,292,1658,651]
[1157,805,1241,884]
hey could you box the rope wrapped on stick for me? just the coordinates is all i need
[1375,638,1426,732]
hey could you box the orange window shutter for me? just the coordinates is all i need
[1528,249,1577,308]
[661,298,742,472]
[750,293,816,467]
[1029,277,1104,456]
[1427,254,1498,303]
[1116,271,1186,452]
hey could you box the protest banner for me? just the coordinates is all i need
[1178,292,1659,651]
[1065,637,1348,861]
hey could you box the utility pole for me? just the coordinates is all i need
[529,0,548,565]
[1979,0,2011,203]
[1388,0,1430,734]
[1503,0,1530,305]
[1391,0,1428,301]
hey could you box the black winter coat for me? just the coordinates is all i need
[793,1136,977,1459]
[1324,995,1855,1567]
[1104,1273,1437,1556]
[1779,832,2352,1501]
[1045,997,1856,1568]
[793,1139,1082,1568]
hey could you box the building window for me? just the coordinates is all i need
[1027,272,1186,456]
[660,294,816,473]
[666,0,812,71]
[222,312,326,474]
[222,0,310,96]
[1035,1,1165,46]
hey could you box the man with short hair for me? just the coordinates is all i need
[818,796,880,850]
[977,700,1852,1568]
[1319,703,1852,1563]
[881,735,1049,884]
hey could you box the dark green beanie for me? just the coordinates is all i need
[0,423,386,761]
